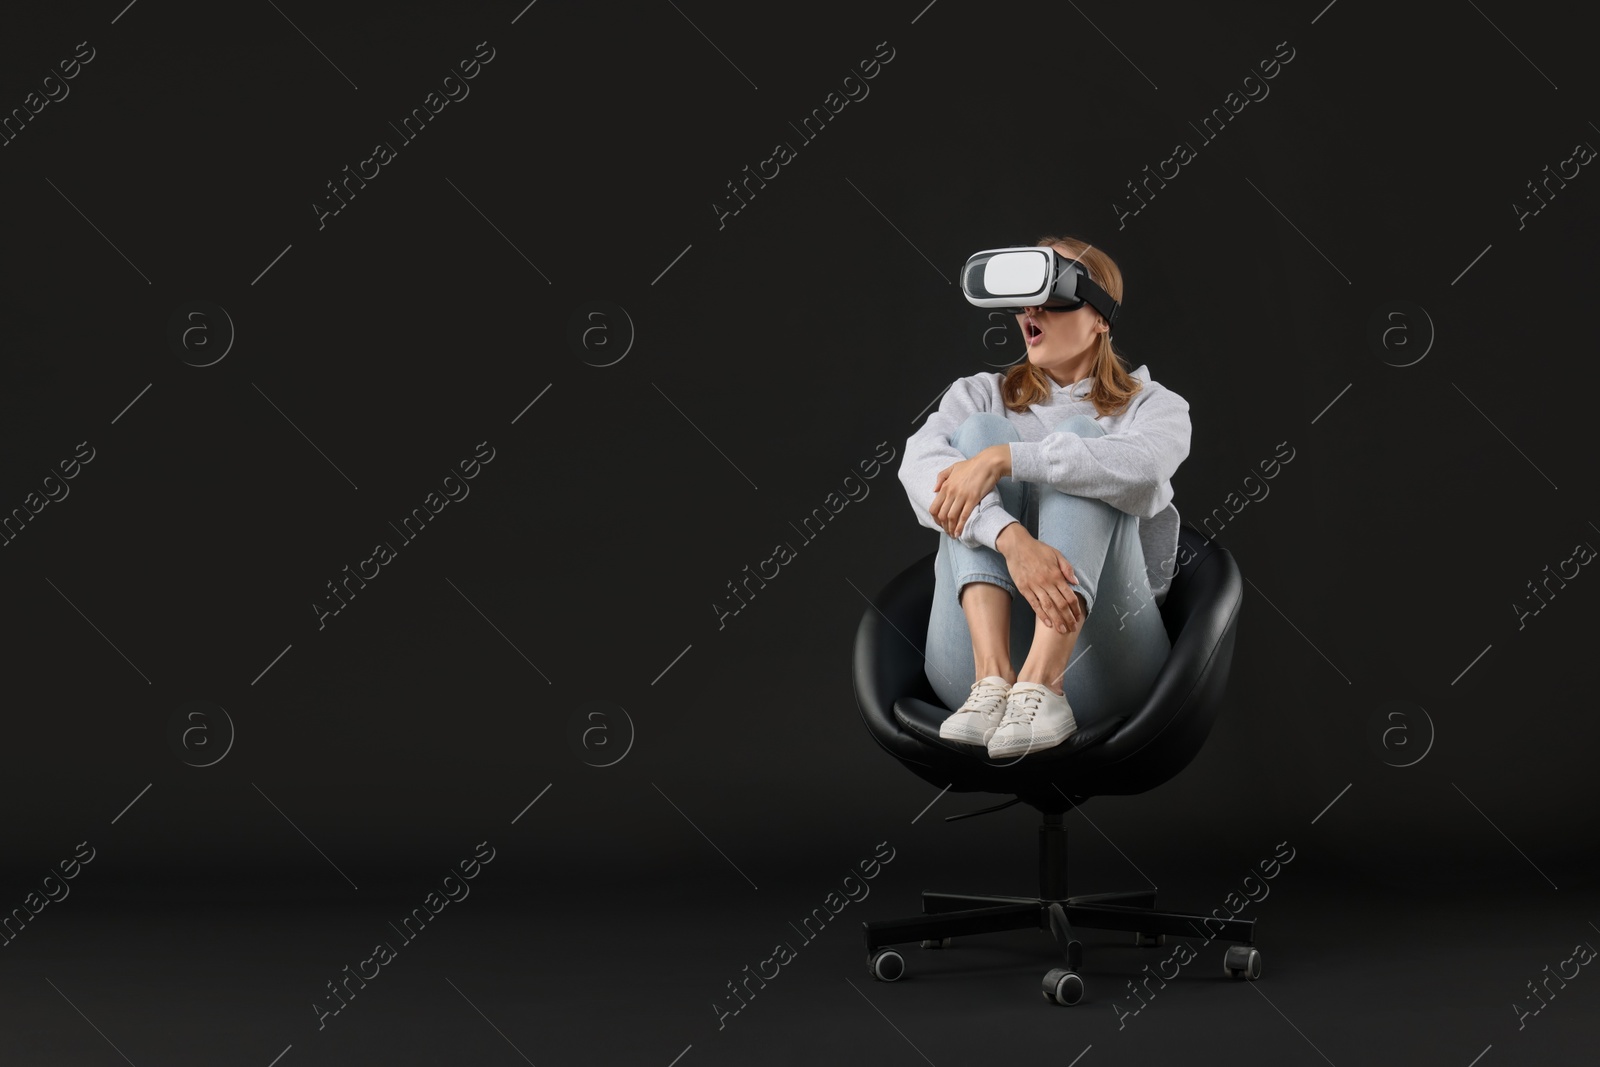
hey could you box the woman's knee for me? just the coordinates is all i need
[952,412,1019,456]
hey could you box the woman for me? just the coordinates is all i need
[896,235,1192,759]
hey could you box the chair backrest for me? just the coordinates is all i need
[1070,524,1243,797]
[851,544,946,767]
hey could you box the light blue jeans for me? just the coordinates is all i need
[925,412,1172,728]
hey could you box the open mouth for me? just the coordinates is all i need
[1024,317,1043,345]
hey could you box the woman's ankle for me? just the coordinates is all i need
[1014,669,1065,696]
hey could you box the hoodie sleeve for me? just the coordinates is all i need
[897,373,1022,551]
[1007,385,1192,519]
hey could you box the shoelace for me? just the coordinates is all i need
[965,679,1010,718]
[1001,686,1044,726]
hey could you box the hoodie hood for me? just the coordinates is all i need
[1052,363,1151,399]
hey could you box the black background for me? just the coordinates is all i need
[2,1,1597,1063]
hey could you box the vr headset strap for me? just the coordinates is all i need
[1066,269,1121,332]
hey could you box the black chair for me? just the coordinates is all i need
[852,524,1262,1005]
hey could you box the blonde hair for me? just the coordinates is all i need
[999,234,1141,418]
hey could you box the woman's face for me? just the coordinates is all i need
[1014,246,1106,378]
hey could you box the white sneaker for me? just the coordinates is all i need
[939,676,1013,745]
[986,681,1078,758]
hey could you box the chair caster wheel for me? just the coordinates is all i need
[868,948,905,982]
[1223,946,1262,980]
[920,937,952,949]
[1042,967,1084,1006]
[1134,932,1165,947]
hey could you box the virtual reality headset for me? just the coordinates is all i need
[961,246,1121,332]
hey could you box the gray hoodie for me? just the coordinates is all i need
[897,364,1192,605]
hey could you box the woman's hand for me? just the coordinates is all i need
[931,446,1006,539]
[1000,530,1084,634]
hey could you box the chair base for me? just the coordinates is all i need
[860,811,1260,1002]
[863,888,1256,957]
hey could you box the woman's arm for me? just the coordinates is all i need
[897,374,1021,550]
[1007,386,1192,518]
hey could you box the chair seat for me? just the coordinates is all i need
[893,697,1127,765]
[857,525,1241,802]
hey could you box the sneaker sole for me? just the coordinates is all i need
[987,724,1079,758]
[939,721,996,745]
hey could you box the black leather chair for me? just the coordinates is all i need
[852,524,1262,1005]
